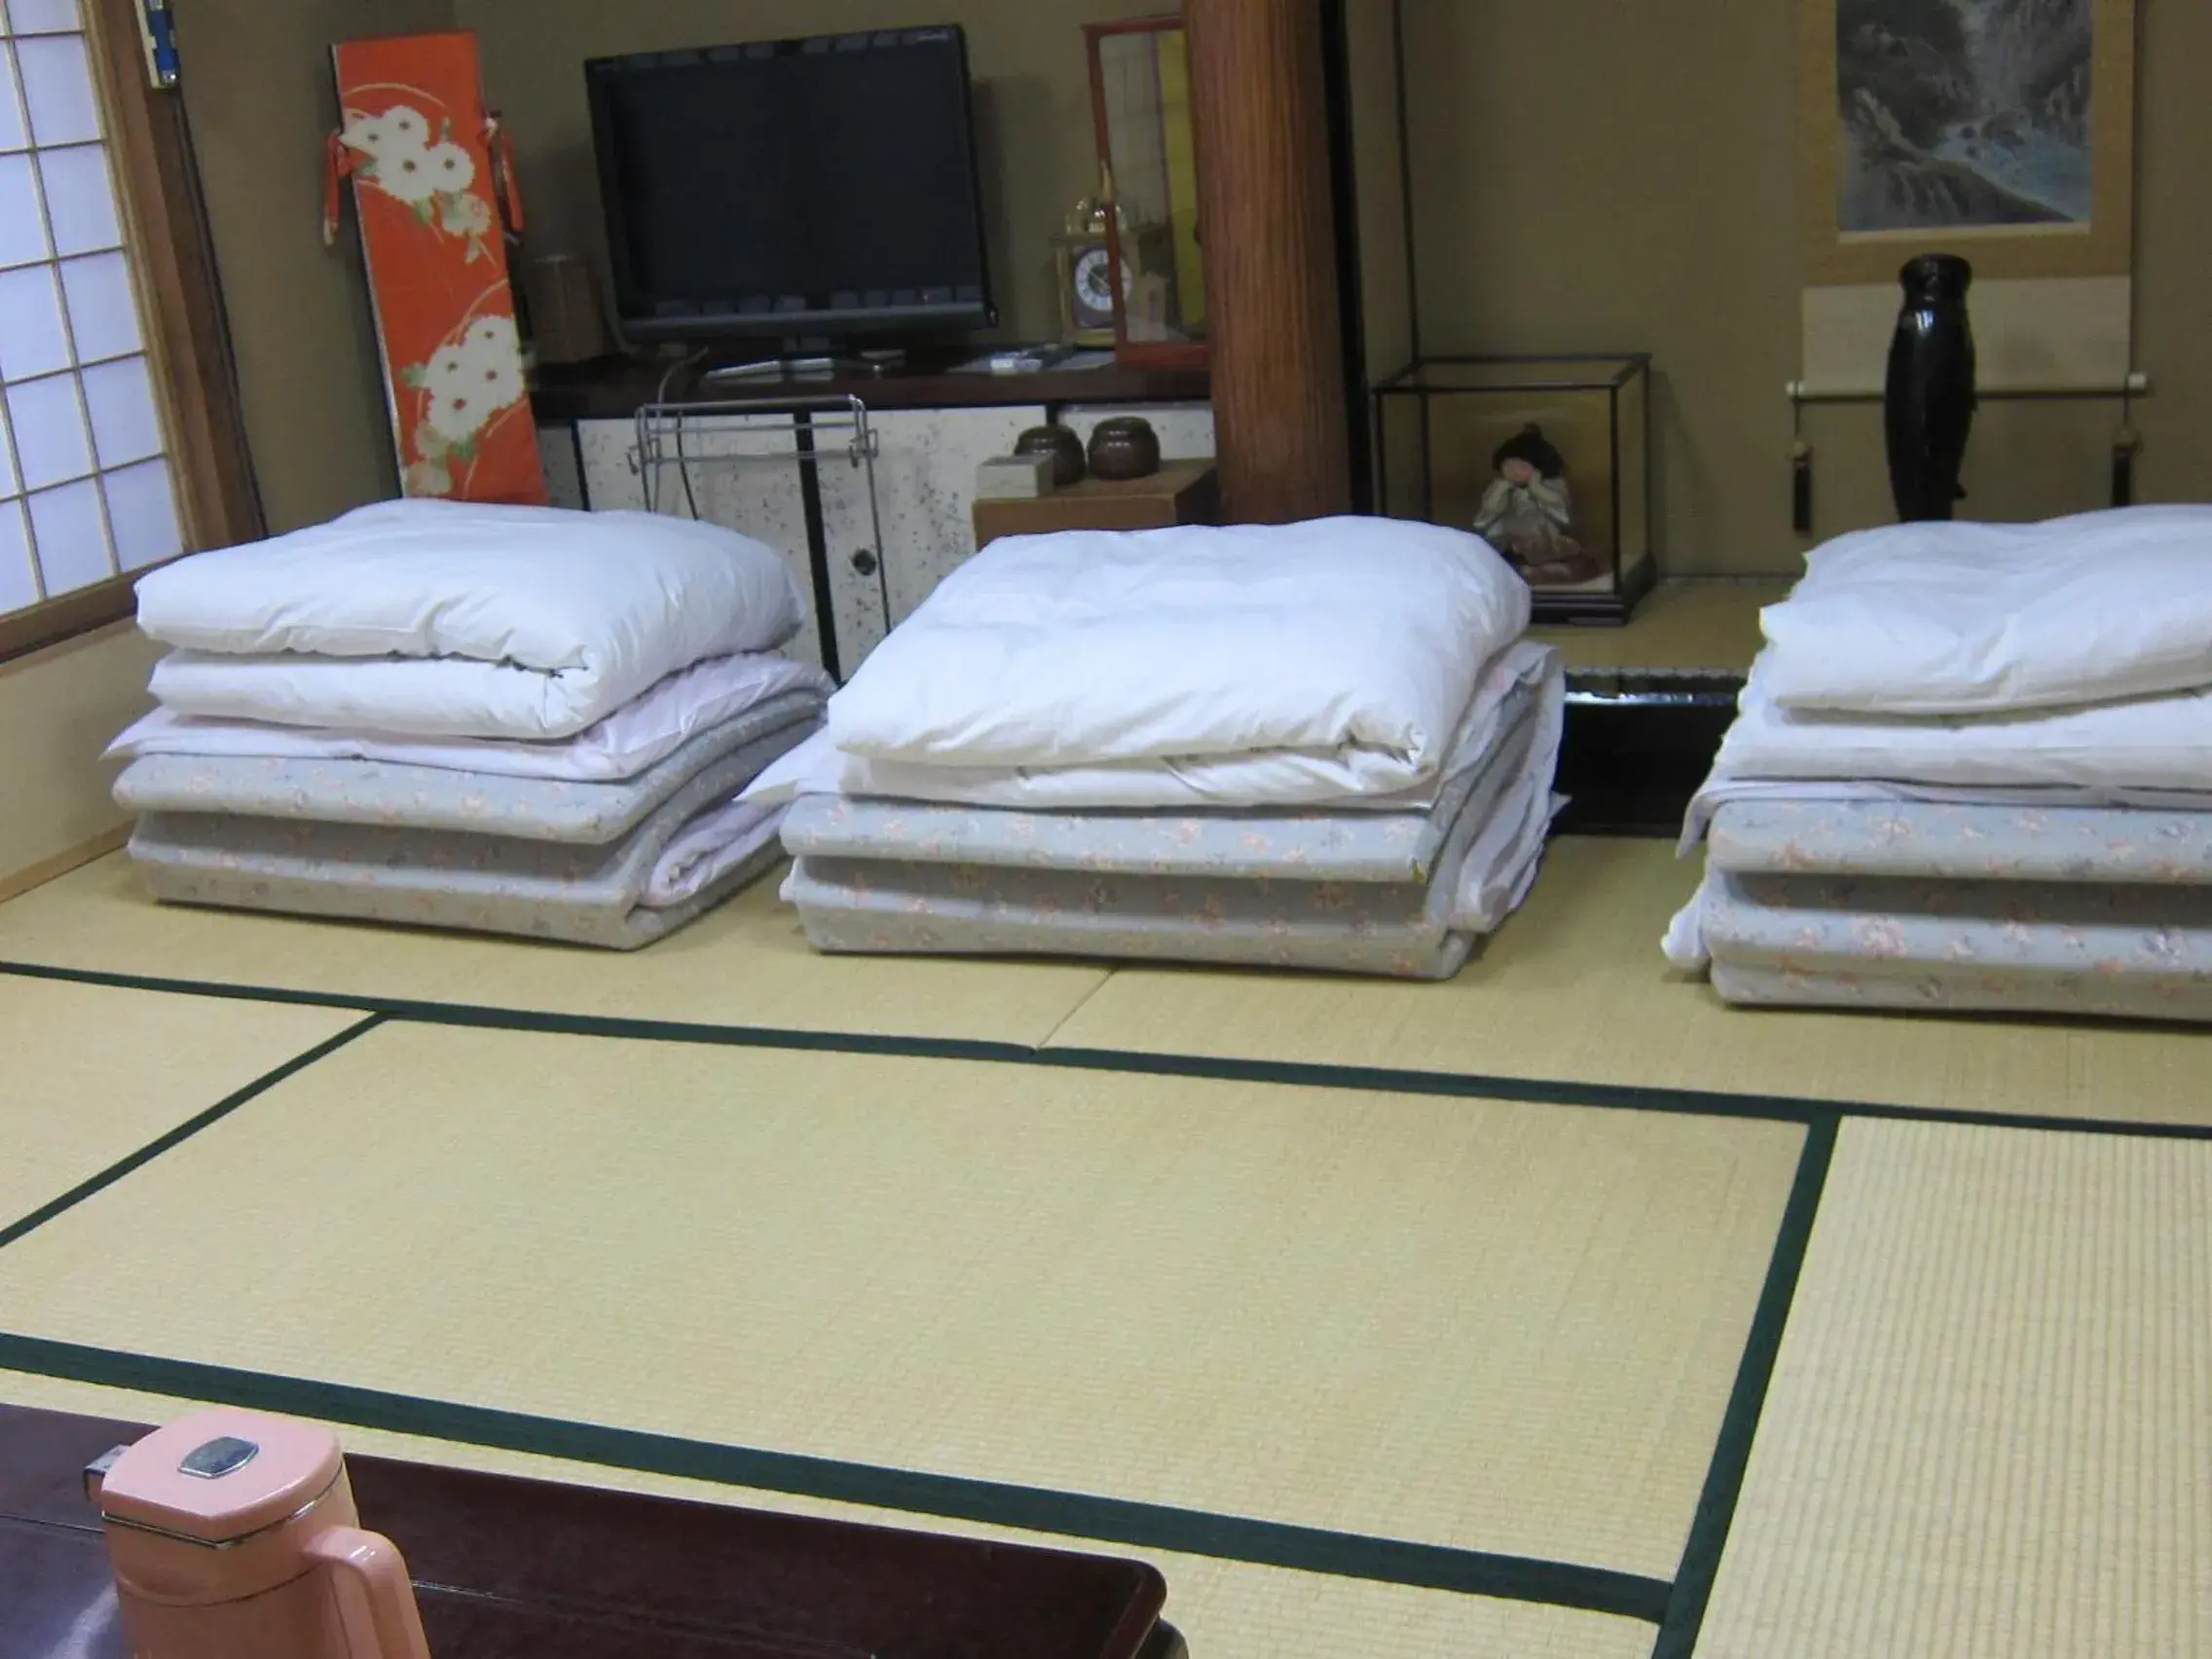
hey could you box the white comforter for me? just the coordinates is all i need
[109,655,830,783]
[1710,660,2212,799]
[821,516,1529,792]
[135,499,805,740]
[750,641,1560,811]
[1758,505,2212,717]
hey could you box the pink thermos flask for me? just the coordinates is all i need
[84,1407,433,1659]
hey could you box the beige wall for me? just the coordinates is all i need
[1401,1,2212,574]
[1343,0,1411,384]
[0,625,164,886]
[451,0,1162,345]
[179,0,458,534]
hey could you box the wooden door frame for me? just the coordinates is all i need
[0,0,261,664]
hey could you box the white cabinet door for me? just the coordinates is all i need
[576,418,644,510]
[1058,401,1215,463]
[818,404,1046,669]
[576,416,832,672]
[536,423,585,510]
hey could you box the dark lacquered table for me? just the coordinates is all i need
[1,1405,1182,1659]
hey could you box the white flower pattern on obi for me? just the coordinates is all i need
[341,105,430,168]
[402,459,452,497]
[400,309,526,496]
[420,140,476,194]
[438,191,495,239]
[341,101,498,267]
[417,315,524,443]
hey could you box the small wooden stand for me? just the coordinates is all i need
[972,461,1220,550]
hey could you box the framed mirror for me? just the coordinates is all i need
[1084,16,1207,370]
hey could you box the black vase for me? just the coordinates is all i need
[1883,253,1977,523]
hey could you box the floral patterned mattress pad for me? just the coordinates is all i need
[114,692,823,845]
[1689,796,2212,1023]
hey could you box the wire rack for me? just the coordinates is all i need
[632,393,879,509]
[630,394,889,650]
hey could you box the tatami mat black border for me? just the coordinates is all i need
[0,1014,387,1249]
[1648,1114,1837,1659]
[0,1332,1674,1623]
[6,957,2212,1143]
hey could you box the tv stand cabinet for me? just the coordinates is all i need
[531,355,1212,679]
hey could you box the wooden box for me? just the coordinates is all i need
[972,461,1218,550]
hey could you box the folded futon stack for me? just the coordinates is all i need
[1668,505,2212,1021]
[746,516,1565,978]
[109,500,830,947]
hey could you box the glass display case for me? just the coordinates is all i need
[1084,17,1206,369]
[1374,354,1655,624]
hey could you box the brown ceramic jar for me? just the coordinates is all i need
[1014,424,1087,487]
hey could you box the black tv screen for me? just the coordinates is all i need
[586,26,993,343]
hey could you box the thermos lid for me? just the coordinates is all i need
[97,1407,345,1544]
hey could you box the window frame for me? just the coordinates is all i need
[0,0,259,664]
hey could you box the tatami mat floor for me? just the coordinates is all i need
[0,976,362,1228]
[8,839,2210,1127]
[0,1020,1801,1578]
[0,852,1111,1045]
[1698,1120,2211,1659]
[3,837,2207,1658]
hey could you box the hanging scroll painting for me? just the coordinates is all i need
[1798,0,2136,394]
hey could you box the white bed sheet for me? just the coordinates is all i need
[1705,661,2212,803]
[748,641,1562,812]
[1758,505,2212,716]
[1450,721,1566,934]
[109,654,830,783]
[644,798,784,908]
[823,515,1530,793]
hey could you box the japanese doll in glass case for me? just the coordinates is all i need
[1471,424,1601,588]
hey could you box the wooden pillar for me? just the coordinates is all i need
[1187,0,1351,525]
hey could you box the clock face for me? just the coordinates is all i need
[1071,244,1131,327]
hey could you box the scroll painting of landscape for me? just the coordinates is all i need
[1835,0,2094,232]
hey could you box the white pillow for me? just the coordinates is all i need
[136,498,803,669]
[1759,506,2212,716]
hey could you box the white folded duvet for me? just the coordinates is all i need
[110,654,831,783]
[749,641,1561,811]
[1713,659,2212,797]
[822,516,1529,793]
[135,498,805,740]
[1758,505,2212,716]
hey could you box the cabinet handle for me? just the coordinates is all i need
[850,549,879,576]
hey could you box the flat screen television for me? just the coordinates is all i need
[586,26,994,346]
